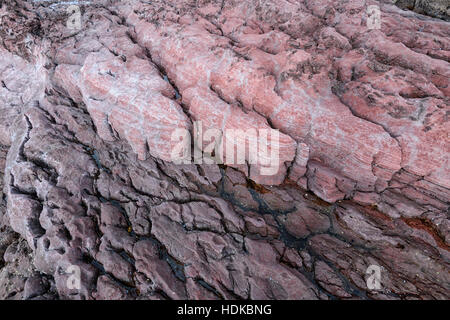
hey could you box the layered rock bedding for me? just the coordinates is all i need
[0,0,448,299]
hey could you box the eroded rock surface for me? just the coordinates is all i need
[0,0,448,300]
[394,0,449,20]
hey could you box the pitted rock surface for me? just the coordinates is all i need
[0,0,448,300]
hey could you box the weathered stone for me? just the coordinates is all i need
[0,0,448,301]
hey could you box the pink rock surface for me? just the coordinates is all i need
[0,0,448,301]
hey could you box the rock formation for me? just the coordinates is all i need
[0,0,448,299]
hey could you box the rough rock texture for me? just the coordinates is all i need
[0,0,448,300]
[394,0,450,21]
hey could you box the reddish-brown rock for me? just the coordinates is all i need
[0,0,448,301]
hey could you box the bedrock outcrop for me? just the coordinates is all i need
[0,0,448,299]
[394,0,449,21]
